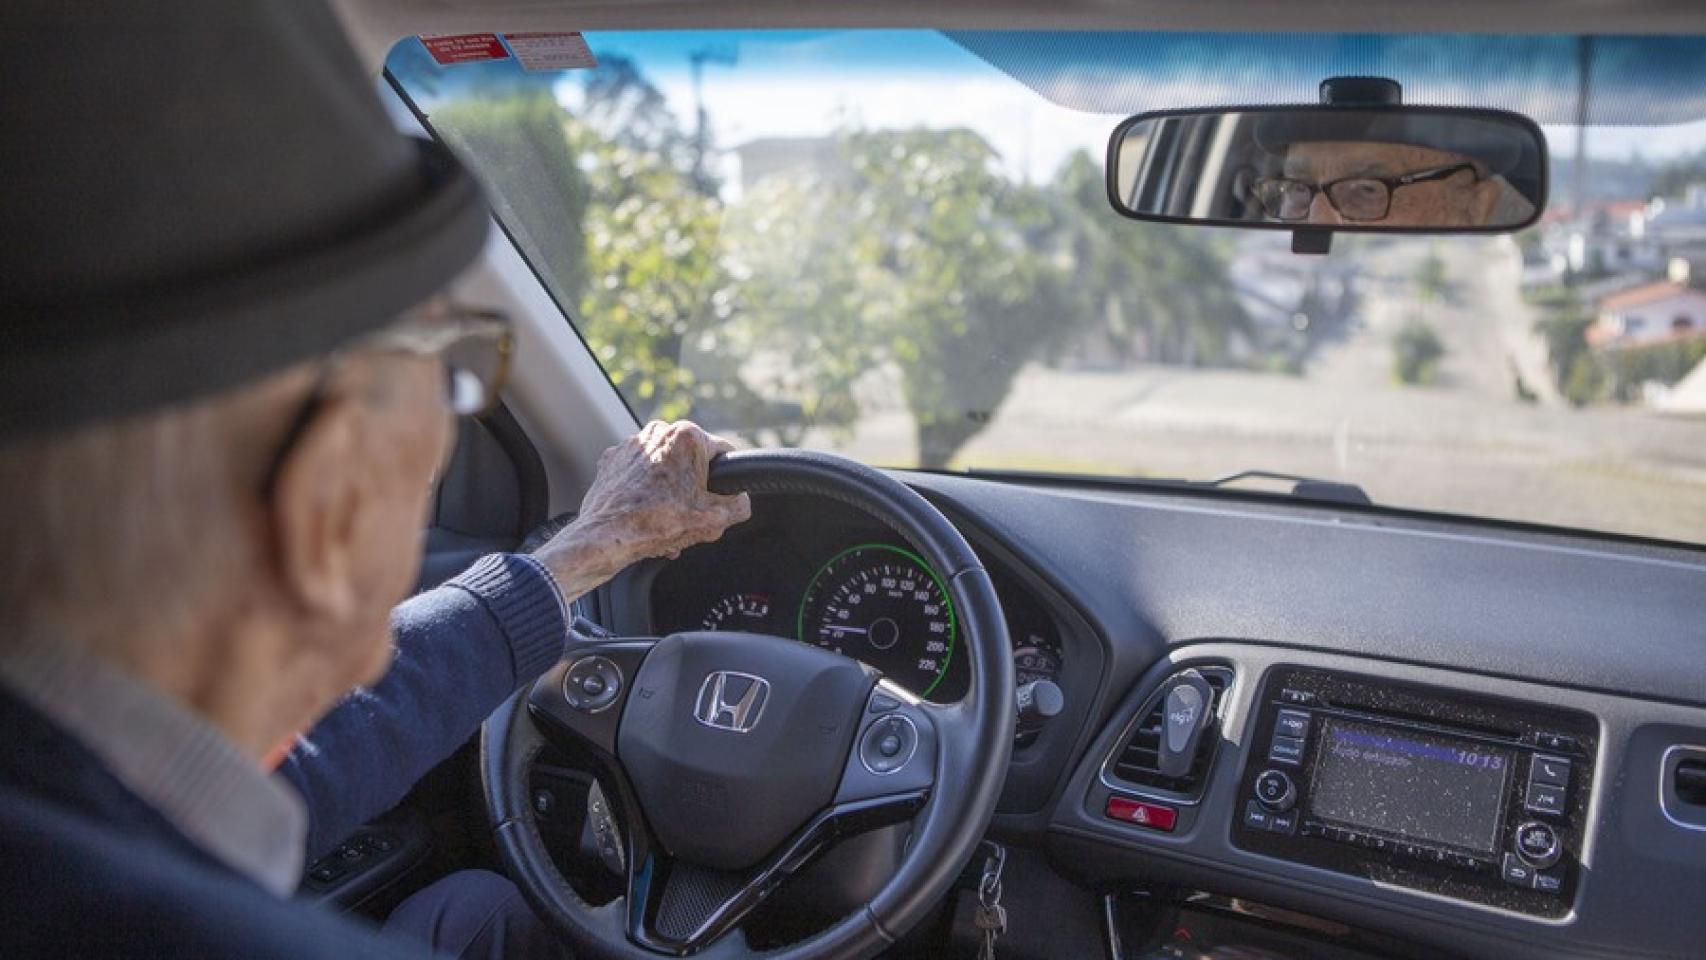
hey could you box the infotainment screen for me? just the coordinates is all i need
[1307,718,1513,854]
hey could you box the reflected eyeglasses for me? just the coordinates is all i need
[1253,163,1480,222]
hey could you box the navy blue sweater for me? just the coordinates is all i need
[0,553,568,958]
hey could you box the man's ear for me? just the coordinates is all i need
[270,395,367,623]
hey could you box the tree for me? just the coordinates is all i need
[1051,151,1252,368]
[725,128,1076,467]
[1392,318,1446,385]
[1415,247,1450,307]
[1532,293,1601,405]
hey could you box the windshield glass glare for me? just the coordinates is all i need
[389,30,1706,545]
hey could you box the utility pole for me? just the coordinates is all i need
[689,46,738,193]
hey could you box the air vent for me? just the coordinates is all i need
[1104,667,1232,798]
[1662,746,1706,830]
[1675,760,1706,806]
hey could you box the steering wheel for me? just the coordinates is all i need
[482,449,1014,959]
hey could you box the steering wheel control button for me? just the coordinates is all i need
[1254,769,1297,811]
[1515,821,1562,869]
[563,656,622,713]
[1105,796,1178,832]
[1531,755,1571,788]
[1268,735,1306,766]
[1525,781,1568,816]
[868,692,902,714]
[859,714,918,775]
[1274,709,1311,740]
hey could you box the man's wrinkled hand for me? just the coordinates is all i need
[535,421,751,595]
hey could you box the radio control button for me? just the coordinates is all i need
[1274,710,1311,740]
[1269,811,1298,835]
[1525,782,1568,816]
[1253,770,1296,810]
[1502,854,1535,887]
[1299,819,1324,838]
[1268,736,1306,766]
[1515,821,1562,869]
[1535,732,1578,753]
[1279,688,1317,706]
[1530,755,1571,788]
[1533,869,1565,894]
[1242,800,1273,832]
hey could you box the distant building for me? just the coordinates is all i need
[732,137,843,191]
[1644,187,1706,248]
[1588,281,1706,348]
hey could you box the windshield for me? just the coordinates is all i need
[389,30,1706,545]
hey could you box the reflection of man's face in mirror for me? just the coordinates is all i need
[1281,141,1503,227]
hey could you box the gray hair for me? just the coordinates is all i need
[0,386,277,652]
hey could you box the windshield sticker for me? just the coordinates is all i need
[503,32,597,72]
[419,33,510,66]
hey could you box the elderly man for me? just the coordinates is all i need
[1248,112,1540,228]
[0,3,745,959]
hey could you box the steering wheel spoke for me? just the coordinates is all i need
[832,679,938,805]
[626,788,929,956]
[527,639,658,756]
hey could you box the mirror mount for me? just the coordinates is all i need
[1318,76,1402,107]
[1291,228,1332,255]
[1289,77,1404,253]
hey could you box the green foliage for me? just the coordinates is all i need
[1562,352,1607,407]
[726,128,1075,467]
[1414,248,1449,305]
[570,119,725,421]
[1051,152,1251,367]
[421,64,1248,468]
[1529,292,1605,405]
[1602,338,1706,402]
[1392,318,1446,385]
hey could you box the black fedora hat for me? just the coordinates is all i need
[0,1,490,441]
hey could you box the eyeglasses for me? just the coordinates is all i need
[261,304,514,496]
[367,304,515,418]
[1253,162,1480,222]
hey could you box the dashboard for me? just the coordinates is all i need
[644,493,1066,707]
[582,473,1706,960]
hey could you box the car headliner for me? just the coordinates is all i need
[333,0,1706,71]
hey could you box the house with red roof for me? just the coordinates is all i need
[1588,281,1706,349]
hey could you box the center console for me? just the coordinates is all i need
[1232,666,1597,918]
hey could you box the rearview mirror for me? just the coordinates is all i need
[1107,106,1546,233]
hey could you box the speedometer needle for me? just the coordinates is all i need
[824,625,867,634]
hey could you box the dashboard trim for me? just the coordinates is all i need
[1046,641,1706,960]
[1095,664,1235,808]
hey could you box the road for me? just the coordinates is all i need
[797,236,1706,544]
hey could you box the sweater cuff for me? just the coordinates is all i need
[447,554,568,685]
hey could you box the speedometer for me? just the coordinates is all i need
[796,544,957,698]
